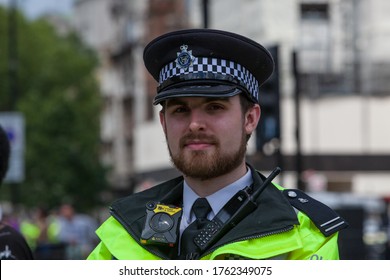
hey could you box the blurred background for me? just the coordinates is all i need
[0,0,389,260]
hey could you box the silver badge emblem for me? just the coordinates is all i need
[298,198,309,204]
[175,45,195,69]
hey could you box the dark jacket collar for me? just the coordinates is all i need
[110,164,299,258]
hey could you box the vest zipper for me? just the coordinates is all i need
[111,206,295,260]
[200,225,295,259]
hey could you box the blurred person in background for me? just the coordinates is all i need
[57,203,98,259]
[0,124,34,260]
[20,207,63,259]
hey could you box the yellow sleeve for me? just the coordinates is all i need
[87,241,113,260]
[288,212,340,260]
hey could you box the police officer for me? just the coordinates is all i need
[88,29,347,260]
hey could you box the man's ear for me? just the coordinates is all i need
[159,110,167,134]
[245,104,261,135]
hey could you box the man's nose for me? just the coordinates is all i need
[188,111,206,131]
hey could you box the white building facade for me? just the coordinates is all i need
[73,0,147,189]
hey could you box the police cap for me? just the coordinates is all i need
[143,29,274,105]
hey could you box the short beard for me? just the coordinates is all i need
[168,130,248,181]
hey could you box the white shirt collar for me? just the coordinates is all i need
[182,168,253,225]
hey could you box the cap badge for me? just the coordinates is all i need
[175,45,195,69]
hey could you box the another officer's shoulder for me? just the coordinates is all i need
[282,189,349,236]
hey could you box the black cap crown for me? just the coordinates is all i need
[143,29,274,105]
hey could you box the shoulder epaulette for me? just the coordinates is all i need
[283,189,349,237]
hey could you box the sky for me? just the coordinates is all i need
[0,0,74,19]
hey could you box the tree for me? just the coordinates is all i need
[0,6,107,211]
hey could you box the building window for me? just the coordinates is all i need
[300,3,329,20]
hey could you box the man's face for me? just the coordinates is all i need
[159,95,260,180]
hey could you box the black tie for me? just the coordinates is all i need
[179,198,211,259]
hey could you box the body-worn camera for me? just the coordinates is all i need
[140,201,182,247]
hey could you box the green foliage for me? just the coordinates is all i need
[0,6,108,211]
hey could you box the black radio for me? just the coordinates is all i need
[194,167,281,251]
[140,201,182,247]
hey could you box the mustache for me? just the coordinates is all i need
[179,133,219,148]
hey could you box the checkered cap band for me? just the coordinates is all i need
[159,57,260,102]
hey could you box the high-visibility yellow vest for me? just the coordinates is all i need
[88,166,345,260]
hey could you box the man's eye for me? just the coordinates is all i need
[173,107,188,113]
[208,104,224,111]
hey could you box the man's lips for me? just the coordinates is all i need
[184,141,214,150]
[181,137,217,150]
